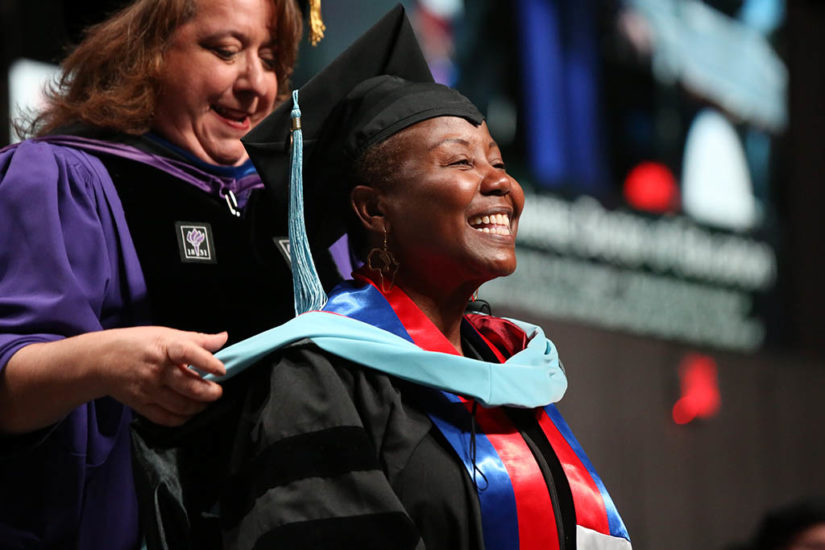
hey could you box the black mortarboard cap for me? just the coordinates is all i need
[244,4,433,216]
[243,5,483,314]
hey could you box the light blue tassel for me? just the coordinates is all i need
[288,89,327,314]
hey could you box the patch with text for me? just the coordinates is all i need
[176,221,216,263]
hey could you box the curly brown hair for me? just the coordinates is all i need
[24,0,302,137]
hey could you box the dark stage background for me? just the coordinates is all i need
[3,1,825,548]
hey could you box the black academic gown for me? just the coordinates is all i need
[133,328,578,550]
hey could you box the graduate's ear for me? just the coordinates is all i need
[350,185,386,232]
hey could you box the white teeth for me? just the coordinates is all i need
[469,213,512,235]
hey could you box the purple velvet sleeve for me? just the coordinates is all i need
[0,140,148,370]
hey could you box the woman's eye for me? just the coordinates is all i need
[449,158,472,167]
[211,47,236,60]
[261,55,278,71]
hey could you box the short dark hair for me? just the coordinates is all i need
[347,130,407,259]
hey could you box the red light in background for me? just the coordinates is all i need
[623,161,680,214]
[672,353,721,425]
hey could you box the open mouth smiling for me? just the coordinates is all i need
[211,105,250,126]
[469,213,512,236]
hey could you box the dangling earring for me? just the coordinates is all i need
[367,225,400,293]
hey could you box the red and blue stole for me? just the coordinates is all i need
[323,276,630,549]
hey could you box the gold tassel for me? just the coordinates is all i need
[308,0,326,46]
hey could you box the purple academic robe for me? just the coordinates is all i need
[0,139,202,549]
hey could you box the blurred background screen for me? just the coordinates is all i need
[288,0,793,355]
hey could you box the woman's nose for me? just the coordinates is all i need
[481,165,512,196]
[236,55,271,97]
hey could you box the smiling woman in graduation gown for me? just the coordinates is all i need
[134,7,632,550]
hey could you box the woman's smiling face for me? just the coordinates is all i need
[376,116,524,291]
[152,0,279,165]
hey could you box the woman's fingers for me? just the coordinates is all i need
[164,331,228,378]
[163,363,223,402]
[200,331,229,353]
[138,402,191,427]
[151,330,226,422]
[129,372,218,425]
[151,385,211,417]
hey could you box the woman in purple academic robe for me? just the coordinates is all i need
[0,0,318,548]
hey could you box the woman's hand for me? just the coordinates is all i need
[95,327,228,426]
[0,327,228,434]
